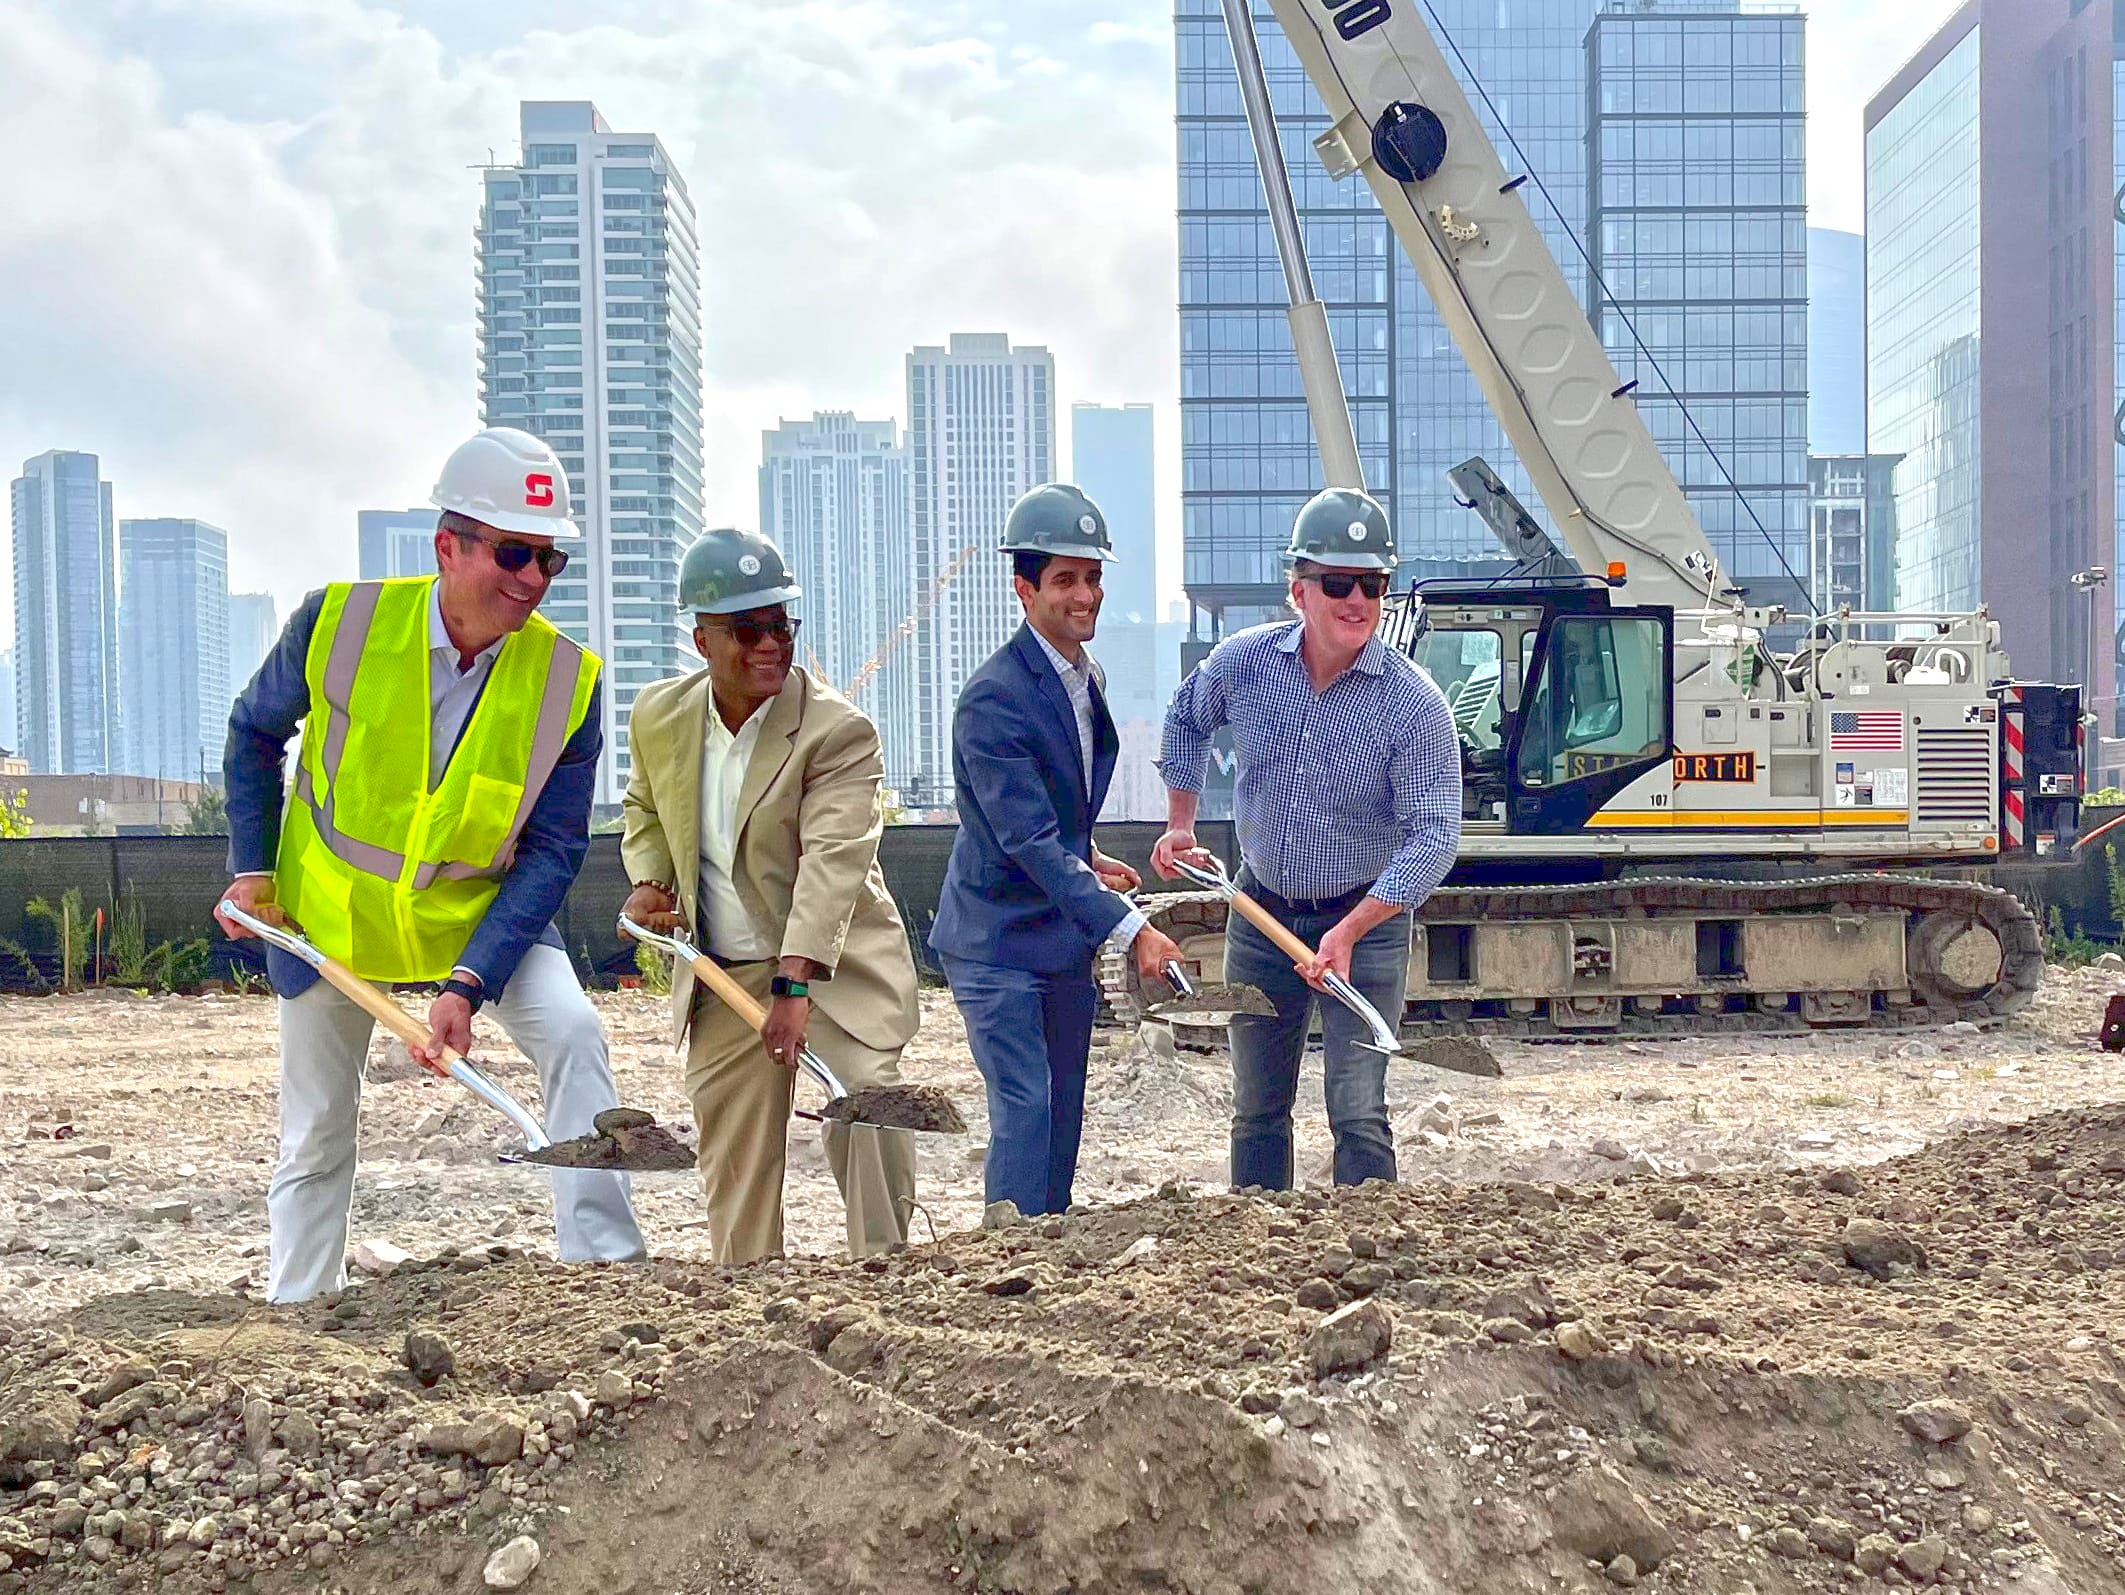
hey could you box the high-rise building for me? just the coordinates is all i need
[758,412,914,790]
[477,100,705,803]
[1808,454,1899,614]
[1587,1,1811,621]
[1175,0,1598,631]
[1807,227,1865,455]
[9,450,118,775]
[1070,402,1168,819]
[118,518,230,783]
[903,334,1057,807]
[358,508,439,580]
[1866,0,2115,710]
[0,646,14,756]
[228,592,278,694]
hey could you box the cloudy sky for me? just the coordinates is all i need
[0,0,1955,634]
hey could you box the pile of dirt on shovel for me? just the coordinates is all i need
[4,1109,2125,1595]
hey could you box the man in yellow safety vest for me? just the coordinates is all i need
[215,426,645,1303]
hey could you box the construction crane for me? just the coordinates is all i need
[1115,0,2083,1039]
[844,544,980,703]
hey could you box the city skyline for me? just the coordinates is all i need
[0,0,1964,644]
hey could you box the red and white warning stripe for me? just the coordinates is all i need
[2001,687,2025,851]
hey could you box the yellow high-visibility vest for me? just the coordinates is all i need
[275,578,599,981]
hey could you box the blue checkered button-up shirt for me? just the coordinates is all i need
[1159,622,1461,907]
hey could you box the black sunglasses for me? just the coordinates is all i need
[707,616,802,649]
[1306,571,1389,600]
[457,528,570,578]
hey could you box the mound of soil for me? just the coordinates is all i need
[4,1108,2124,1594]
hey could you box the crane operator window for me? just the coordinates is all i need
[1516,616,1667,787]
[1411,626,1532,754]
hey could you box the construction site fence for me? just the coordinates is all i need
[0,818,2109,995]
[0,822,1240,993]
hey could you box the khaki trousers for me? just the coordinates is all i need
[682,960,916,1264]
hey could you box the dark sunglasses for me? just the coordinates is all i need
[707,616,802,649]
[457,528,570,578]
[1306,571,1389,600]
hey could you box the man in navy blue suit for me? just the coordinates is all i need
[930,484,1183,1217]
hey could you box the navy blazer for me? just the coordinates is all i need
[224,588,601,1000]
[930,624,1127,974]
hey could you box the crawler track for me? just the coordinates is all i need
[1104,874,2043,1041]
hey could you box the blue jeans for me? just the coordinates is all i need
[940,952,1099,1216]
[1224,903,1411,1191]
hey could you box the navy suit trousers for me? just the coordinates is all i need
[941,951,1099,1217]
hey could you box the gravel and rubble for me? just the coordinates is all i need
[0,967,2123,1591]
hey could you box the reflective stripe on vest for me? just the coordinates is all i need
[274,578,598,980]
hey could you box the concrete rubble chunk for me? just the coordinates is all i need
[422,1414,525,1467]
[1841,1217,1923,1279]
[483,1534,541,1589]
[1308,1299,1392,1379]
[1807,1516,1858,1560]
[1853,1534,1897,1576]
[1554,1465,1674,1571]
[354,1240,414,1277]
[0,1390,81,1485]
[88,1359,154,1408]
[404,1329,456,1387]
[1898,1537,1949,1580]
[1898,1399,1975,1445]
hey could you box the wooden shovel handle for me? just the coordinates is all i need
[312,952,460,1080]
[1225,888,1324,968]
[684,951,771,1033]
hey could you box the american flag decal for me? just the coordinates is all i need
[1830,710,1903,751]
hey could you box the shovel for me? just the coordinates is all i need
[619,914,967,1134]
[1164,855,1405,1056]
[1145,959,1275,1026]
[218,900,691,1173]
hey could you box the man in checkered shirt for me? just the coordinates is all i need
[1154,488,1461,1190]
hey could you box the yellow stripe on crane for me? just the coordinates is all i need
[1589,809,1912,829]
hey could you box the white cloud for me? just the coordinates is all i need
[0,0,1180,625]
[0,0,1993,641]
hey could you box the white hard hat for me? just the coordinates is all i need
[430,427,579,539]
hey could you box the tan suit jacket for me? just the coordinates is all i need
[621,665,920,1053]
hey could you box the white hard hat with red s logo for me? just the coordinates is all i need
[429,427,580,539]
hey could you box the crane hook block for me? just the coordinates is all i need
[1372,102,1448,184]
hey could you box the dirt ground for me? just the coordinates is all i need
[3,965,2125,1593]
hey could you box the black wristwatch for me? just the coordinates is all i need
[440,976,485,1014]
[769,975,810,999]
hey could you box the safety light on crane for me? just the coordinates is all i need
[1606,561,1626,585]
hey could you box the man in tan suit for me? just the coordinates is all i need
[620,527,919,1263]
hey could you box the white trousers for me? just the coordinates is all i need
[267,942,646,1303]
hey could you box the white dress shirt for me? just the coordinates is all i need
[1029,627,1144,951]
[697,694,778,962]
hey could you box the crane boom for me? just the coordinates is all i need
[1258,0,1727,616]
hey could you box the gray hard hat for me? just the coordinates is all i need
[1285,487,1397,572]
[680,528,803,616]
[998,483,1117,562]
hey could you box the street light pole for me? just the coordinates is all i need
[2071,565,2110,780]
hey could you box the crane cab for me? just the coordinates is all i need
[1394,578,1674,840]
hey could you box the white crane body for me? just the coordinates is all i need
[1113,0,2086,1038]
